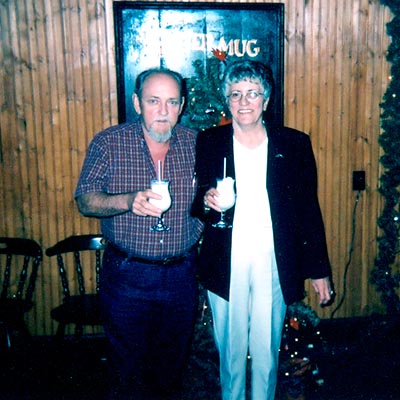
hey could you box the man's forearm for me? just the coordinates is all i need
[76,192,134,217]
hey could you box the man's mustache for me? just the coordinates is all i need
[153,118,171,124]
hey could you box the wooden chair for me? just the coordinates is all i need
[0,237,42,348]
[46,234,106,339]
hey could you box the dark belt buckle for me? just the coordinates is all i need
[162,256,182,266]
[162,258,172,266]
[163,254,188,266]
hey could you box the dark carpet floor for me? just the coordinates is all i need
[0,313,399,400]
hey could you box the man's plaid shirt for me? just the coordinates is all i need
[75,119,203,258]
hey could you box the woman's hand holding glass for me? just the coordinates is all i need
[204,177,235,229]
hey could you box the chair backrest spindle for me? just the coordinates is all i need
[95,250,101,293]
[56,253,70,300]
[74,251,86,296]
[16,256,30,299]
[25,255,41,303]
[1,254,12,299]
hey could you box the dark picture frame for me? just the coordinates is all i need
[113,2,284,129]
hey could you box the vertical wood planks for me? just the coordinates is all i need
[0,0,393,334]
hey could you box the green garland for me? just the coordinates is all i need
[371,0,400,313]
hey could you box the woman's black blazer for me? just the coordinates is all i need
[191,123,332,305]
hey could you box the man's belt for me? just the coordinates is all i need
[108,243,195,267]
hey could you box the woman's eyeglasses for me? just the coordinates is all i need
[227,90,265,103]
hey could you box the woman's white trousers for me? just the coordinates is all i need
[208,227,286,400]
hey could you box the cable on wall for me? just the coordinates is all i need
[330,190,362,319]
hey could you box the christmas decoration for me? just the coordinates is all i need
[211,48,228,62]
[183,53,230,131]
[371,1,400,313]
[278,302,325,399]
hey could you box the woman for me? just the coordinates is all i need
[191,60,334,400]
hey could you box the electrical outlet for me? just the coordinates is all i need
[353,171,366,191]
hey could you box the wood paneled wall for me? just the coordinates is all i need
[0,0,393,335]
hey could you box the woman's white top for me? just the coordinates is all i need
[233,135,273,233]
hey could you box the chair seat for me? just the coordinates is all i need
[0,298,33,321]
[50,294,102,326]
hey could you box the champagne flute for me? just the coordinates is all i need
[212,177,236,229]
[149,179,172,232]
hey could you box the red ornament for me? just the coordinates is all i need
[219,114,231,126]
[291,358,312,377]
[290,317,300,330]
[212,48,228,62]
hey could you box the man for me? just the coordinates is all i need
[74,68,203,400]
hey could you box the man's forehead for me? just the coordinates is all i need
[143,73,178,87]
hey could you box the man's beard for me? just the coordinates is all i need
[148,120,173,143]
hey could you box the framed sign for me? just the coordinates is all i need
[114,2,284,129]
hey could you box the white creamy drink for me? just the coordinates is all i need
[149,179,171,212]
[216,177,235,211]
